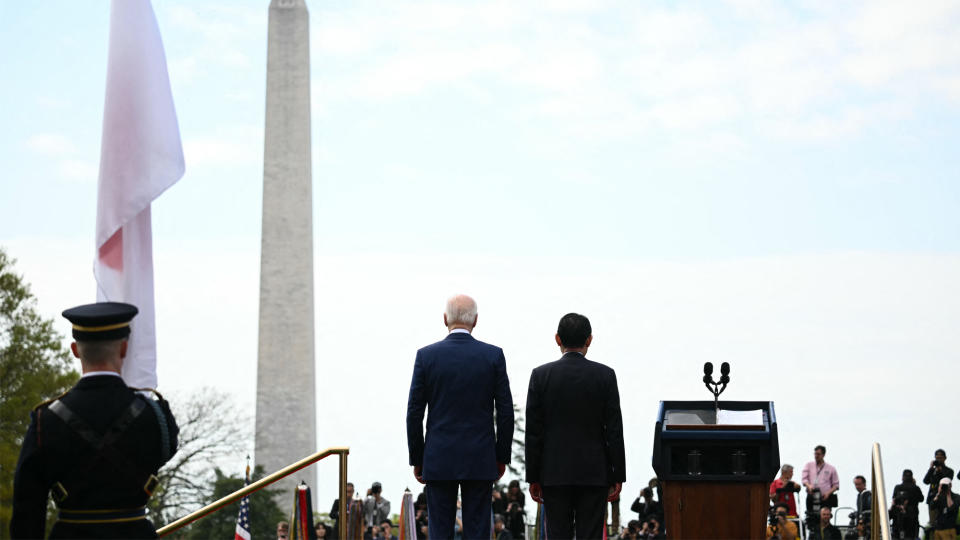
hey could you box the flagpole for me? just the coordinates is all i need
[158,447,349,537]
[339,451,348,540]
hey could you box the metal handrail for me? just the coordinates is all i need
[156,446,349,539]
[871,442,891,540]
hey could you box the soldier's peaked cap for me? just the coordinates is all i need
[62,302,138,341]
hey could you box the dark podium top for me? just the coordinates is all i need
[652,400,779,482]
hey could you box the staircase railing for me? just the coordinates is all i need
[156,446,349,539]
[871,442,890,540]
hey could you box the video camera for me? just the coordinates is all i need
[804,488,822,531]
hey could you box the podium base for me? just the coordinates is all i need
[662,480,768,540]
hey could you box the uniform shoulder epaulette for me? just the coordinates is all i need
[32,390,69,412]
[132,387,166,401]
[133,387,173,461]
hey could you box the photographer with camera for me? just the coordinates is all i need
[631,486,663,525]
[766,502,799,540]
[770,464,802,517]
[891,469,924,539]
[843,518,869,540]
[888,494,909,539]
[803,446,840,512]
[379,520,398,540]
[363,482,391,533]
[923,449,954,526]
[930,478,959,540]
[503,480,526,539]
[637,515,665,540]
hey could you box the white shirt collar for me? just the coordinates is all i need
[81,370,122,379]
[449,328,471,334]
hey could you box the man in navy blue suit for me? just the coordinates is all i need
[406,294,514,540]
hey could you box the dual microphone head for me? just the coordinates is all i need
[702,361,729,378]
[703,362,731,396]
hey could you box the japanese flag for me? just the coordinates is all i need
[94,0,184,389]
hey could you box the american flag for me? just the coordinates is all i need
[235,460,252,540]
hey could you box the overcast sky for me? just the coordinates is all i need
[2,0,959,525]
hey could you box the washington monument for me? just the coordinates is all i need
[255,0,316,503]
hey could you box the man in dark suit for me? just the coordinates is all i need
[525,313,626,540]
[406,294,514,540]
[11,302,178,539]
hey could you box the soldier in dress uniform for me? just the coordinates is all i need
[10,302,178,539]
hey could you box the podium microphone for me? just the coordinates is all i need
[702,362,731,418]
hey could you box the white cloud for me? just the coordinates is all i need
[182,127,260,167]
[310,2,960,144]
[159,3,261,86]
[33,96,70,110]
[843,2,960,89]
[761,101,909,141]
[58,159,98,183]
[168,55,199,85]
[23,134,98,184]
[25,133,76,156]
[648,94,743,131]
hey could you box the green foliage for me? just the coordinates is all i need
[0,248,79,539]
[506,402,526,478]
[183,466,284,540]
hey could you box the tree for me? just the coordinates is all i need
[506,402,526,478]
[180,466,284,540]
[0,248,79,538]
[148,388,252,528]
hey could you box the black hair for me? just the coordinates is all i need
[855,475,867,484]
[774,502,789,512]
[936,448,946,458]
[903,469,913,476]
[815,445,826,454]
[557,313,591,348]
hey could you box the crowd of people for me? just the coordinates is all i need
[299,445,959,540]
[265,445,959,540]
[291,480,527,540]
[765,446,959,540]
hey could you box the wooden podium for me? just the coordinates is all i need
[652,401,780,540]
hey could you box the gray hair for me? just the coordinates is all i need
[445,294,478,326]
[781,464,794,474]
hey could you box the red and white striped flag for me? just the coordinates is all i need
[94,0,184,389]
[235,460,252,540]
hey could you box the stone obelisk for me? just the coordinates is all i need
[255,0,316,506]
